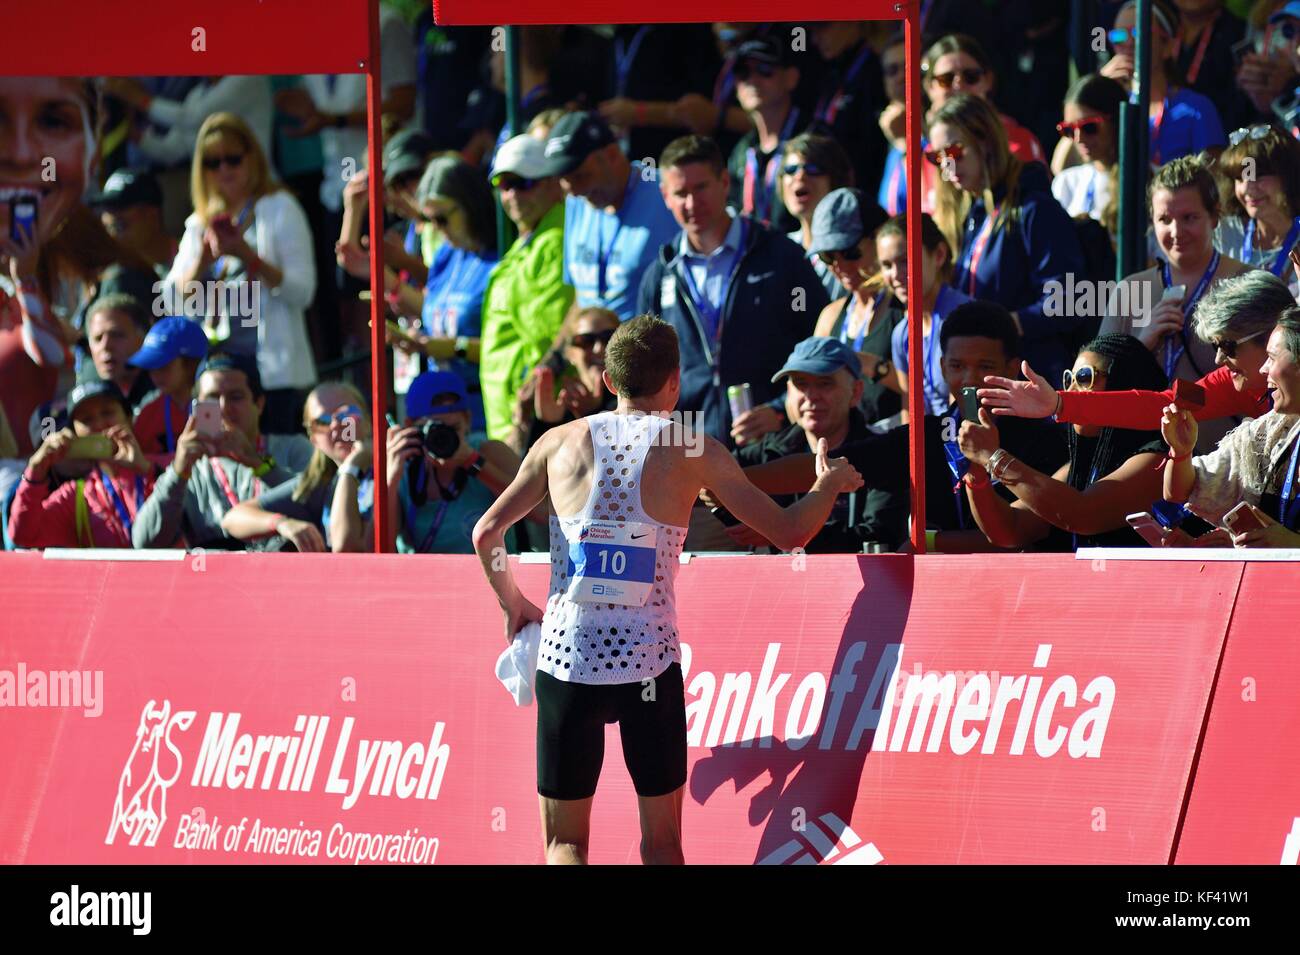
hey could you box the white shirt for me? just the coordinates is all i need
[1051,163,1111,223]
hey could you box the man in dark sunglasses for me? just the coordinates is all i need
[725,36,808,234]
[480,134,574,445]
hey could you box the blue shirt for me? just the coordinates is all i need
[677,215,744,341]
[877,145,907,216]
[1150,88,1225,166]
[890,285,972,417]
[562,163,679,319]
[422,242,498,430]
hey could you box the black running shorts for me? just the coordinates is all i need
[535,663,687,801]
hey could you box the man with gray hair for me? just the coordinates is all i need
[980,270,1292,452]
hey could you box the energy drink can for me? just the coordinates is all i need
[727,383,753,420]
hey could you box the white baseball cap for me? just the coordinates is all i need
[490,134,550,182]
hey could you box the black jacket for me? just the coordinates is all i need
[636,216,829,445]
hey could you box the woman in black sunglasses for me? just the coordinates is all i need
[522,307,619,450]
[778,133,855,302]
[958,334,1172,550]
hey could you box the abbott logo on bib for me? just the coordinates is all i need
[566,521,658,606]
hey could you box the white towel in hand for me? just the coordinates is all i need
[495,622,542,706]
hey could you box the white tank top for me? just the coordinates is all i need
[539,411,689,685]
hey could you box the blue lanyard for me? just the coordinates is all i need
[1083,168,1099,215]
[614,26,652,96]
[742,107,800,224]
[679,218,748,350]
[712,55,736,107]
[919,292,950,413]
[99,467,144,537]
[1071,460,1103,551]
[596,175,636,301]
[839,292,886,352]
[815,45,873,123]
[164,394,175,453]
[941,409,970,531]
[1160,251,1219,379]
[1241,216,1300,276]
[1279,431,1300,529]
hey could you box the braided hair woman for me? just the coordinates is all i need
[956,333,1171,549]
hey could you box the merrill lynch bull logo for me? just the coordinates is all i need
[105,699,196,847]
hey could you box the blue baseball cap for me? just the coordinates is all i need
[406,370,470,418]
[128,316,210,370]
[771,336,863,383]
[1269,2,1300,23]
[807,188,889,256]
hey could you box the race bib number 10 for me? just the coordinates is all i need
[566,520,658,606]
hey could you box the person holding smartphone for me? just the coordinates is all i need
[9,381,156,549]
[521,308,620,452]
[1162,306,1300,547]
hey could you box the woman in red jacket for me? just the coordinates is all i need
[10,381,156,549]
[977,269,1290,430]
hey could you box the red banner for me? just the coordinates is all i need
[1176,563,1300,864]
[0,553,1238,865]
[1,1,370,76]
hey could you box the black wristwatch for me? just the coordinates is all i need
[871,360,891,384]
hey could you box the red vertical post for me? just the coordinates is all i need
[365,0,389,553]
[904,3,926,552]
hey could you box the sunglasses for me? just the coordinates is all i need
[1107,27,1135,45]
[1062,364,1109,390]
[570,328,616,350]
[491,174,539,192]
[1056,117,1106,139]
[735,61,778,81]
[817,245,865,266]
[1228,125,1272,146]
[1210,330,1265,358]
[927,67,985,90]
[202,153,245,171]
[309,404,364,429]
[923,142,965,167]
[781,162,827,177]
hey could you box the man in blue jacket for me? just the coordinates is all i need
[637,135,829,446]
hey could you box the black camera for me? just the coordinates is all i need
[420,420,460,460]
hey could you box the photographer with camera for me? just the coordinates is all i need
[386,370,524,554]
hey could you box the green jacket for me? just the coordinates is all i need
[479,201,573,441]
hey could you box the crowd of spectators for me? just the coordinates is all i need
[5,0,1300,554]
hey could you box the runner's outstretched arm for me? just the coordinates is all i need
[473,430,554,642]
[698,436,862,551]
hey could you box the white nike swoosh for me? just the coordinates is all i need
[746,272,774,284]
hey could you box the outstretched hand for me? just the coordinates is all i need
[813,437,863,494]
[978,361,1058,418]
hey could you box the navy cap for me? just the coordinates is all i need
[66,379,133,421]
[127,316,210,370]
[735,35,787,68]
[89,168,163,210]
[807,188,888,256]
[537,111,616,177]
[771,336,863,383]
[383,128,437,186]
[406,370,470,418]
[197,351,263,396]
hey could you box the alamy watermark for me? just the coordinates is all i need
[0,662,103,717]
[1043,274,1152,325]
[152,279,260,328]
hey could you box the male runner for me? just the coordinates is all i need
[472,315,862,865]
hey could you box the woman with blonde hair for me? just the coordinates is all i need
[165,112,317,434]
[221,381,372,553]
[928,92,1086,390]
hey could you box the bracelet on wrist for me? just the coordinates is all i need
[267,513,283,535]
[963,468,991,490]
[1167,449,1192,462]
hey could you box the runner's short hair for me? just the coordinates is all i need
[659,135,725,177]
[604,316,679,397]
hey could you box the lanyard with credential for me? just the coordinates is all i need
[1160,251,1219,379]
[614,26,652,97]
[1071,459,1104,552]
[920,290,950,412]
[839,292,886,353]
[960,206,998,297]
[941,410,970,531]
[1278,431,1300,529]
[679,219,748,355]
[742,107,800,224]
[597,176,636,301]
[1241,216,1300,275]
[1083,168,1099,215]
[211,459,261,509]
[815,45,873,125]
[1178,12,1218,87]
[98,467,144,538]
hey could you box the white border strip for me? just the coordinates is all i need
[42,548,190,562]
[1075,547,1300,562]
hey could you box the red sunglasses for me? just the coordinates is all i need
[923,142,965,167]
[1056,117,1107,139]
